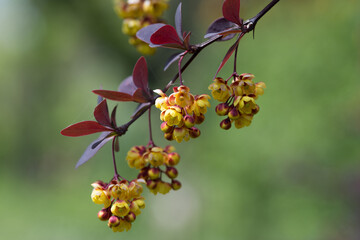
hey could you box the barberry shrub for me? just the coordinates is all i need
[61,0,280,234]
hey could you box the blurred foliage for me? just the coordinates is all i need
[0,0,359,239]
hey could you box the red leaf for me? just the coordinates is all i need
[132,57,148,92]
[150,25,184,48]
[132,89,149,103]
[61,121,112,137]
[94,99,111,127]
[214,36,241,78]
[222,0,242,26]
[93,90,134,102]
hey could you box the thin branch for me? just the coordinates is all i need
[148,107,155,147]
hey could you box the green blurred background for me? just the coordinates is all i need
[0,0,359,239]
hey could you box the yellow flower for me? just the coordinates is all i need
[236,96,257,114]
[234,114,253,129]
[173,127,190,143]
[128,180,144,199]
[143,147,165,167]
[168,85,194,108]
[111,218,132,232]
[130,198,145,216]
[109,183,129,200]
[154,89,169,111]
[190,94,211,116]
[126,146,146,169]
[91,189,111,208]
[122,19,142,36]
[162,106,183,126]
[254,82,266,99]
[157,181,172,194]
[111,200,130,217]
[208,77,231,102]
[143,0,168,17]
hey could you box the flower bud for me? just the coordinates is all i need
[189,127,201,138]
[108,215,121,228]
[146,179,158,190]
[166,152,180,166]
[252,104,260,114]
[183,115,195,128]
[228,107,240,120]
[98,208,111,221]
[220,118,232,130]
[194,113,205,124]
[160,122,173,133]
[148,168,160,180]
[171,180,182,190]
[125,212,136,223]
[166,167,178,179]
[215,103,230,116]
[164,132,174,141]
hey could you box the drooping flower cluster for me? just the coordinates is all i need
[154,86,211,143]
[126,145,181,195]
[114,0,169,54]
[208,73,266,130]
[91,179,146,233]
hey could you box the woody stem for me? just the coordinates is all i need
[112,137,120,179]
[148,107,155,147]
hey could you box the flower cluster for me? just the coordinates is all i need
[155,86,211,143]
[208,73,266,129]
[114,0,169,54]
[126,145,181,195]
[91,179,145,233]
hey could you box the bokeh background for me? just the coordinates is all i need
[1,0,359,239]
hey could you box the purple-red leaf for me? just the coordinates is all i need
[75,132,114,168]
[118,76,137,95]
[132,57,148,92]
[132,89,149,103]
[214,37,241,78]
[175,3,183,40]
[222,0,242,26]
[150,25,184,49]
[94,99,111,127]
[111,105,118,127]
[164,52,185,71]
[61,121,112,137]
[93,90,134,102]
[205,17,238,41]
[136,23,166,45]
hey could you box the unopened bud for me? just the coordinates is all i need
[194,113,205,124]
[189,127,201,138]
[183,115,195,128]
[166,167,178,179]
[171,180,182,190]
[164,132,174,141]
[252,104,260,114]
[108,215,120,227]
[160,122,173,133]
[125,212,136,223]
[98,208,111,221]
[220,118,232,130]
[215,103,230,116]
[228,107,240,120]
[146,179,158,190]
[166,152,180,166]
[148,168,160,180]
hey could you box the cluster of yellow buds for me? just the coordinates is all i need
[126,145,181,195]
[91,179,146,233]
[113,0,169,54]
[208,73,266,129]
[154,86,211,143]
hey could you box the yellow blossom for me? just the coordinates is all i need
[190,94,211,116]
[109,183,129,200]
[111,200,130,217]
[208,77,231,102]
[91,189,111,208]
[254,82,266,99]
[168,85,194,107]
[236,96,257,114]
[162,106,183,126]
[234,114,253,129]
